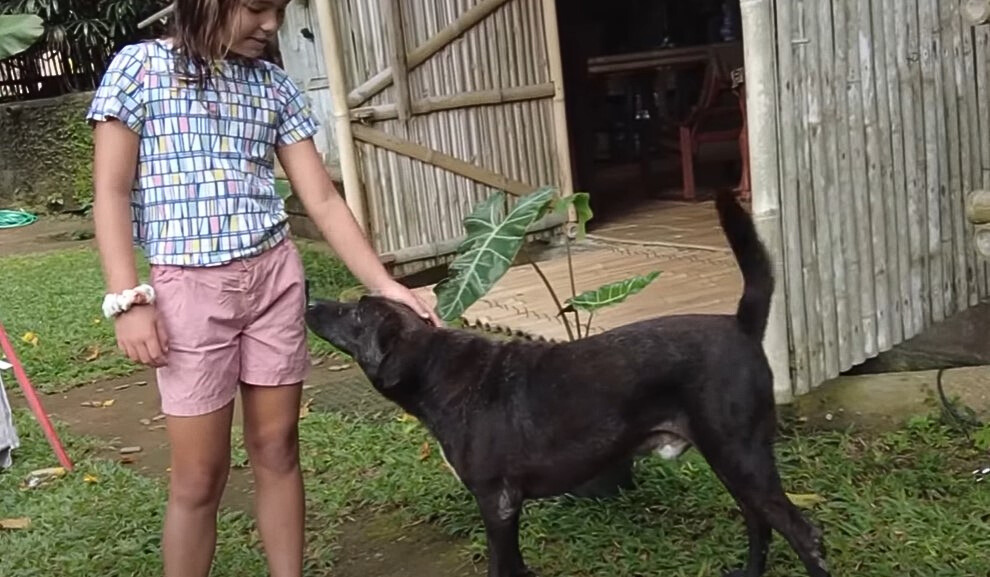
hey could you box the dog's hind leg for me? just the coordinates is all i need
[722,501,771,577]
[475,485,535,577]
[697,437,830,577]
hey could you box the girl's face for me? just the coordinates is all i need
[226,0,289,58]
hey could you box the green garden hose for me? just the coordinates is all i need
[0,210,38,229]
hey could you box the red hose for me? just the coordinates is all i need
[0,320,74,471]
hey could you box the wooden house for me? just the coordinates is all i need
[146,0,990,403]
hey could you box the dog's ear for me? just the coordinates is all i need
[371,313,414,390]
[355,299,413,389]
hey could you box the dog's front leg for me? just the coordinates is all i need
[475,486,534,577]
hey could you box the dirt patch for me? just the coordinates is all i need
[14,362,481,576]
[25,368,255,509]
[331,510,483,577]
[790,366,990,431]
[0,215,94,256]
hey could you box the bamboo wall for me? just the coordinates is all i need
[774,0,990,395]
[278,0,561,266]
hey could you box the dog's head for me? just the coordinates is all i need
[305,295,429,391]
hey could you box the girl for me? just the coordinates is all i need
[87,1,440,576]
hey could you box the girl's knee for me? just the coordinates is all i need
[245,426,300,475]
[169,463,229,509]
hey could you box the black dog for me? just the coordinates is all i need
[305,191,830,577]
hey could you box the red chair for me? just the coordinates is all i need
[678,59,749,200]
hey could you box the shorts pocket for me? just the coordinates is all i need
[150,265,184,287]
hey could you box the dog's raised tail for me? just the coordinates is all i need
[716,190,774,341]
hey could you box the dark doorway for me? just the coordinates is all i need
[555,0,748,233]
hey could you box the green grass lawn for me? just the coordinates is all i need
[0,242,359,393]
[3,245,990,576]
[4,407,989,576]
[0,410,273,577]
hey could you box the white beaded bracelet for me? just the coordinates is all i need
[102,284,156,319]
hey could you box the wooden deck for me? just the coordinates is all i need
[413,200,743,342]
[589,199,731,250]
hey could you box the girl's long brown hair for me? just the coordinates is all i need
[171,0,242,86]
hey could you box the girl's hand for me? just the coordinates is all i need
[373,280,443,327]
[114,305,170,367]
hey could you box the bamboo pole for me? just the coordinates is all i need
[350,83,556,122]
[511,2,535,185]
[351,123,534,196]
[541,0,575,207]
[381,0,412,124]
[740,0,793,402]
[877,0,912,343]
[844,0,878,358]
[819,0,853,373]
[857,0,892,353]
[383,211,567,264]
[960,0,984,305]
[920,0,948,322]
[794,1,826,387]
[977,224,990,257]
[968,190,990,223]
[346,0,512,107]
[907,0,933,326]
[895,0,926,337]
[138,3,174,29]
[831,0,865,368]
[587,54,711,75]
[526,0,550,186]
[868,0,903,348]
[314,0,370,233]
[806,0,840,377]
[963,0,990,25]
[938,0,967,316]
[976,24,990,295]
[774,0,810,391]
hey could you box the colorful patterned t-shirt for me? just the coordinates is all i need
[86,39,319,267]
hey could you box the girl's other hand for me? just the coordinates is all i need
[114,305,170,367]
[373,280,443,327]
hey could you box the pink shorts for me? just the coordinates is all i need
[150,239,310,417]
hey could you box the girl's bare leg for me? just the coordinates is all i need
[241,383,305,577]
[162,403,235,577]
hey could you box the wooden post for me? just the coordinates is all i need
[964,0,990,25]
[540,0,575,221]
[740,0,793,403]
[967,190,990,224]
[970,188,990,265]
[977,225,990,257]
[313,0,369,233]
[381,0,412,124]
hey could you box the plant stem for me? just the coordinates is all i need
[564,235,582,338]
[521,247,575,341]
[584,312,594,337]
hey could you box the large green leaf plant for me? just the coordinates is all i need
[433,187,660,341]
[0,14,44,59]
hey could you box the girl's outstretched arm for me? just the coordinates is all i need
[277,138,442,326]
